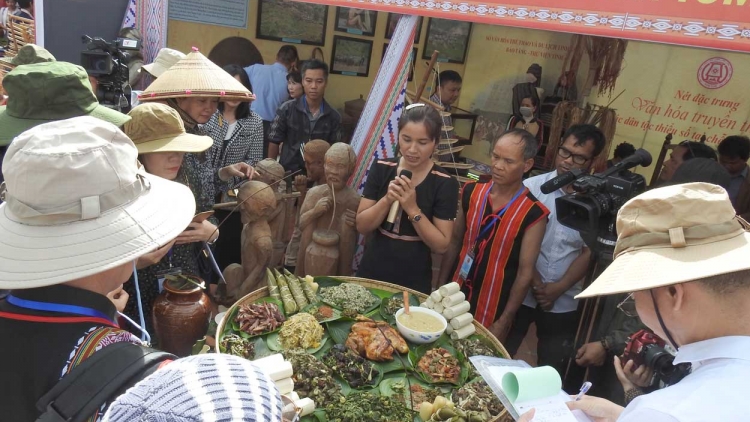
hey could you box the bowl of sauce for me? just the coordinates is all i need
[395,306,447,344]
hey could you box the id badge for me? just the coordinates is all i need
[458,251,475,281]
[156,267,182,293]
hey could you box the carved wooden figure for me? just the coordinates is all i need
[223,180,277,301]
[296,143,361,277]
[255,158,287,267]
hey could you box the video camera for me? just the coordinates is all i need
[540,149,652,255]
[622,329,691,385]
[80,35,141,112]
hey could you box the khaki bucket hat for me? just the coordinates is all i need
[142,47,186,78]
[139,48,253,103]
[577,182,750,298]
[0,61,130,146]
[125,103,214,154]
[0,116,196,288]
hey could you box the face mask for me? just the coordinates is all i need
[526,73,538,83]
[520,107,534,118]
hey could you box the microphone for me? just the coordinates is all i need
[383,169,412,231]
[540,168,584,194]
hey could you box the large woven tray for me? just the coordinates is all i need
[217,276,512,422]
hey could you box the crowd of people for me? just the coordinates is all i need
[0,18,749,422]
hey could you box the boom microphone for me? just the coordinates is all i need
[540,168,584,194]
[539,149,653,194]
[383,169,413,231]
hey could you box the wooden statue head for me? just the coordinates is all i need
[255,158,285,186]
[237,180,277,224]
[324,143,356,191]
[303,139,331,185]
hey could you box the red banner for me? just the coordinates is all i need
[305,0,750,53]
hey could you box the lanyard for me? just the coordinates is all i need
[473,184,526,247]
[6,295,116,325]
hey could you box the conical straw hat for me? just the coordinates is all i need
[139,47,254,102]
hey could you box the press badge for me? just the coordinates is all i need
[458,251,475,281]
[156,267,182,293]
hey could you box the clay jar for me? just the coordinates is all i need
[305,229,340,276]
[152,275,211,357]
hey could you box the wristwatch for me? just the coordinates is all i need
[408,210,423,223]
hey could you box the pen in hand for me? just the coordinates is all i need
[575,381,593,401]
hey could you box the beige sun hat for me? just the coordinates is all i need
[142,47,186,78]
[139,48,253,103]
[125,103,214,154]
[577,182,750,298]
[0,116,196,288]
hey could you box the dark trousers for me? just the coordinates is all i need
[262,120,272,158]
[505,305,579,377]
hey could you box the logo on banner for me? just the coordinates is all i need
[697,58,733,89]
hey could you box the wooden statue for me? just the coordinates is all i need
[223,180,277,301]
[284,140,331,269]
[296,143,360,277]
[255,158,287,267]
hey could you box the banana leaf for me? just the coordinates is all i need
[380,292,421,324]
[266,332,330,354]
[301,303,343,324]
[408,336,469,387]
[230,297,286,339]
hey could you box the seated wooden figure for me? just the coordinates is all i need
[223,180,277,301]
[255,158,287,267]
[296,143,361,277]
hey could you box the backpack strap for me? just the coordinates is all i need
[35,342,175,422]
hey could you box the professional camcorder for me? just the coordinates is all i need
[622,329,691,385]
[80,35,141,112]
[540,149,652,255]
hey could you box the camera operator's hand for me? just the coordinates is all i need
[567,395,624,422]
[614,355,654,390]
[576,341,607,367]
[533,281,567,310]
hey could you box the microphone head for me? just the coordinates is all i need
[400,169,413,179]
[632,149,653,167]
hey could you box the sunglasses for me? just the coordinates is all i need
[617,293,638,317]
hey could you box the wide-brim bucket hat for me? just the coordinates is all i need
[141,47,186,78]
[0,61,130,146]
[139,48,254,103]
[577,182,750,298]
[125,103,213,154]
[0,116,196,288]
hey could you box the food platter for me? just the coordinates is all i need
[217,276,512,422]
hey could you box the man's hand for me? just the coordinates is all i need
[576,342,607,367]
[533,281,567,311]
[614,355,654,391]
[136,241,176,270]
[175,220,218,245]
[106,285,129,312]
[489,314,513,343]
[343,209,356,227]
[314,197,332,216]
[294,175,308,195]
[219,162,256,181]
[567,395,624,422]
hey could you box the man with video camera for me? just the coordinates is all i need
[520,182,750,421]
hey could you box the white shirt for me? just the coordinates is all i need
[619,336,750,421]
[522,171,586,313]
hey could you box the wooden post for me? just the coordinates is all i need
[649,133,673,188]
[414,50,439,103]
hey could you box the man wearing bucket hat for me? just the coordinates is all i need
[548,182,750,421]
[142,47,186,79]
[0,116,196,420]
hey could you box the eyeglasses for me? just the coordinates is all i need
[557,146,590,165]
[617,293,638,317]
[281,395,302,422]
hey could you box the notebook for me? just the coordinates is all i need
[470,356,593,422]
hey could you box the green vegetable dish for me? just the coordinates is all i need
[218,276,508,422]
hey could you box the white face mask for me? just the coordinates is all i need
[520,107,534,118]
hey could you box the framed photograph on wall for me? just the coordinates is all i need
[382,44,417,82]
[331,35,373,77]
[385,13,422,43]
[423,18,472,64]
[256,0,328,46]
[334,7,377,37]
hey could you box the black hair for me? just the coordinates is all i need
[718,135,750,161]
[217,64,251,120]
[438,70,462,86]
[698,268,750,295]
[520,96,538,108]
[679,141,717,161]
[398,105,443,143]
[563,124,606,157]
[301,59,329,79]
[286,71,302,84]
[613,142,636,160]
[16,0,31,8]
[276,45,299,66]
[670,157,730,190]
[492,128,538,160]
